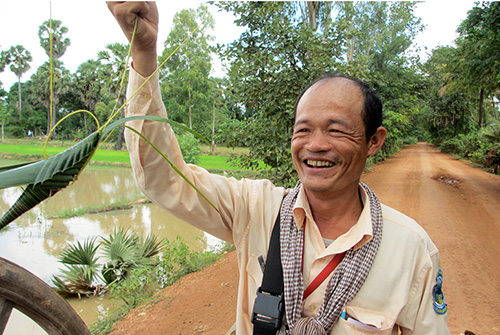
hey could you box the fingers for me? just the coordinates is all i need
[107,1,159,44]
[108,1,159,77]
[108,1,156,22]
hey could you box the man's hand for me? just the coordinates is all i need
[107,1,158,77]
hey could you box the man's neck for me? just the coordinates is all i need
[305,185,363,240]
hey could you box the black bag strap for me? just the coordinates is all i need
[251,213,285,335]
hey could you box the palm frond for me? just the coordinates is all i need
[58,237,99,267]
[0,132,100,229]
[140,234,164,259]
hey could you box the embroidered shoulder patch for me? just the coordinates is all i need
[432,269,448,315]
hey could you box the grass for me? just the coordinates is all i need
[0,140,248,171]
[49,202,139,219]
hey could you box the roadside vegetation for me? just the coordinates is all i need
[50,226,233,335]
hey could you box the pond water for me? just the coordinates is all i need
[0,164,223,333]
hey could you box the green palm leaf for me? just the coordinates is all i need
[58,238,100,267]
[139,233,164,259]
[0,132,100,229]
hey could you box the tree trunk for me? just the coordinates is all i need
[479,88,484,128]
[51,104,57,140]
[188,89,193,129]
[114,126,124,150]
[84,113,88,135]
[17,77,22,120]
[211,102,216,155]
[307,2,319,29]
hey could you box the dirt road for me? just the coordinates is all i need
[110,143,500,335]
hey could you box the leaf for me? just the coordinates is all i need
[0,132,100,229]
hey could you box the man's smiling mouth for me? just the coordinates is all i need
[305,160,335,168]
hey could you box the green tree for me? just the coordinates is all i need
[160,4,215,139]
[38,19,71,59]
[74,59,104,135]
[456,2,500,128]
[98,43,129,150]
[0,49,10,88]
[4,45,32,119]
[0,88,9,143]
[217,1,424,186]
[38,19,71,138]
[30,60,71,136]
[428,92,474,139]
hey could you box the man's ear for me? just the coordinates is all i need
[367,126,387,157]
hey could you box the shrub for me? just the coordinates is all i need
[439,138,464,154]
[177,131,201,164]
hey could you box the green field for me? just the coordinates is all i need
[0,141,246,171]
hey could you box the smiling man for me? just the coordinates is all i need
[109,2,450,334]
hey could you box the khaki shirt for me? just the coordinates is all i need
[124,69,450,335]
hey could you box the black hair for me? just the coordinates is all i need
[293,73,383,141]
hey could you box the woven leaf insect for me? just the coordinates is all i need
[0,18,217,230]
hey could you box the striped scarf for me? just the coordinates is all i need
[279,181,383,334]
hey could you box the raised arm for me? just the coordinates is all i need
[107,1,158,77]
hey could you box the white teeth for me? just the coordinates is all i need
[306,160,334,167]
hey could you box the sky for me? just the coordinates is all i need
[0,1,478,90]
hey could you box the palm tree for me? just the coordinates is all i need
[98,43,129,150]
[38,19,70,138]
[75,60,103,135]
[5,45,32,119]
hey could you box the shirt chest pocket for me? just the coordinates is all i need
[333,306,396,335]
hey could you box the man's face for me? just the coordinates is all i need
[291,78,374,198]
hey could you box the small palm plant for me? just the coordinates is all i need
[53,228,164,296]
[100,228,163,285]
[52,238,102,298]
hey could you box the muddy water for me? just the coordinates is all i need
[0,165,222,333]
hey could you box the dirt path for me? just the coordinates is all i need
[109,143,500,335]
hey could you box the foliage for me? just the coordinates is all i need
[89,237,234,335]
[435,123,500,174]
[160,4,217,140]
[100,227,162,285]
[52,228,164,297]
[98,42,130,150]
[38,19,71,59]
[52,238,103,298]
[217,1,425,187]
[1,3,497,181]
[427,91,474,140]
[177,130,201,164]
[455,2,500,128]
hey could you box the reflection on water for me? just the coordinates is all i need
[0,165,223,330]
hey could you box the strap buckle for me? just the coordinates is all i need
[251,287,284,331]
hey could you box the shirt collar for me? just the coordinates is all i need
[292,184,373,252]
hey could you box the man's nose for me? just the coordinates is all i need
[306,131,331,152]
